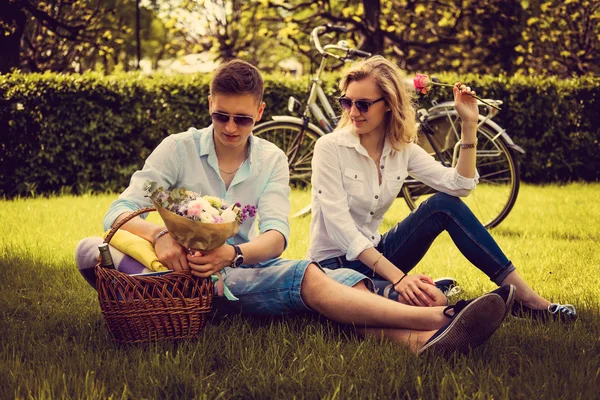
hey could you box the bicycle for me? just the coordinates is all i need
[253,25,525,229]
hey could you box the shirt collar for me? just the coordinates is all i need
[382,137,394,158]
[198,125,214,157]
[338,127,361,149]
[338,126,395,158]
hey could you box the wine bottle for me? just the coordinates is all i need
[98,243,116,269]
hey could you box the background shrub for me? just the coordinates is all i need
[0,72,598,197]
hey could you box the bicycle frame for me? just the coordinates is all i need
[288,54,339,134]
[255,24,523,227]
[418,101,525,169]
[287,38,522,165]
[426,100,525,154]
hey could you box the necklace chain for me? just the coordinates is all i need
[218,148,249,175]
[219,160,245,175]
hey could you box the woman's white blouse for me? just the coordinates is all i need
[306,127,480,262]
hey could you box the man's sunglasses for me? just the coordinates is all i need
[211,111,256,127]
[338,97,385,113]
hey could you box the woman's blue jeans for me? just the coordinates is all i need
[319,192,515,286]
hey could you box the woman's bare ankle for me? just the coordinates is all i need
[515,290,551,309]
[519,298,551,310]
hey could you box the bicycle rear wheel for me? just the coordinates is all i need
[401,116,520,229]
[253,120,322,188]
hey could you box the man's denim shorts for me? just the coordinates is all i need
[218,258,372,316]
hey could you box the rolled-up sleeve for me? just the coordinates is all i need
[103,135,181,231]
[257,151,291,249]
[407,143,479,197]
[312,139,373,260]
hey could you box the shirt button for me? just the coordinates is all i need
[374,195,379,199]
[397,176,401,180]
[370,211,374,215]
[354,175,357,179]
[380,165,384,169]
[371,236,375,239]
[318,190,322,194]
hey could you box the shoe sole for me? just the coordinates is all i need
[500,285,516,321]
[418,294,505,356]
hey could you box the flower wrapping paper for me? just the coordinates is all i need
[152,201,240,251]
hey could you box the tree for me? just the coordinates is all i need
[269,0,527,75]
[160,0,297,72]
[0,0,184,74]
[0,0,107,73]
[517,0,600,77]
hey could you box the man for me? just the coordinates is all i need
[76,59,511,355]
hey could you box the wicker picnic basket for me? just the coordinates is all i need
[95,207,214,344]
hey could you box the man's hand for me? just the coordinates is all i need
[187,244,236,278]
[154,234,189,272]
[394,274,438,307]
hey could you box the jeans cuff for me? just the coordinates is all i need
[490,262,516,285]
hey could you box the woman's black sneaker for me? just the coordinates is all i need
[490,284,516,320]
[433,277,462,297]
[450,284,515,319]
[511,302,577,322]
[374,277,462,302]
[418,293,506,356]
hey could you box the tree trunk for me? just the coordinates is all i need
[0,0,27,74]
[359,0,384,55]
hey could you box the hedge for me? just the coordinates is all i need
[0,71,598,198]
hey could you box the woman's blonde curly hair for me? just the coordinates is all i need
[336,55,417,150]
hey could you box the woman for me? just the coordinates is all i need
[307,56,576,321]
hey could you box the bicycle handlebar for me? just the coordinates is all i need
[311,26,328,55]
[325,24,348,33]
[311,25,370,61]
[348,48,371,58]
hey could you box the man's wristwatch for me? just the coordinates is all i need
[231,245,244,268]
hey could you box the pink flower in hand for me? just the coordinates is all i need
[414,73,431,94]
[413,73,501,111]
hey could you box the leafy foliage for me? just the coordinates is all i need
[516,0,600,77]
[144,181,193,210]
[2,0,597,77]
[246,0,598,77]
[0,0,189,74]
[0,72,598,198]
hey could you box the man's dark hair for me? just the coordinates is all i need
[210,59,264,103]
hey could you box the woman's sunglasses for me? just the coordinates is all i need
[338,97,385,113]
[211,111,256,127]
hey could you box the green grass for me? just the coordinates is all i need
[1,183,599,399]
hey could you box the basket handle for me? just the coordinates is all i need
[97,207,157,269]
[103,207,156,245]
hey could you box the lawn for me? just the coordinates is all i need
[1,184,599,399]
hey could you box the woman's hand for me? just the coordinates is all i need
[187,244,236,278]
[154,234,190,271]
[394,274,438,307]
[453,82,479,125]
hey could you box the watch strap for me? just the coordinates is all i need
[232,244,244,267]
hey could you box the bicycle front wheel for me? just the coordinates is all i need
[253,120,322,187]
[401,116,520,229]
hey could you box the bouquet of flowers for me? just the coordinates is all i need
[413,73,501,111]
[144,180,256,251]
